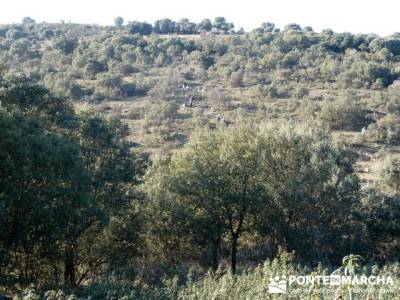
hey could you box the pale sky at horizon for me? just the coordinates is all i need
[1,0,399,36]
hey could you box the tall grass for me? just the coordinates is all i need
[14,253,400,300]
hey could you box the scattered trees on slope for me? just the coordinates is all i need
[145,121,361,272]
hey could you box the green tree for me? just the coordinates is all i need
[255,122,360,262]
[387,80,400,113]
[0,75,74,127]
[212,17,233,33]
[127,21,153,35]
[66,114,145,284]
[320,90,370,130]
[22,17,35,25]
[52,37,78,55]
[361,187,400,259]
[0,109,92,287]
[380,155,400,196]
[146,122,269,273]
[154,18,175,34]
[367,113,400,145]
[198,19,212,32]
[114,17,124,28]
[385,39,400,56]
[0,77,145,290]
[145,120,360,271]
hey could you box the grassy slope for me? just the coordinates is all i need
[76,80,399,185]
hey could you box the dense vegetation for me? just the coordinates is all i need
[1,17,400,299]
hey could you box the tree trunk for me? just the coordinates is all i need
[211,236,221,271]
[231,234,238,274]
[64,246,76,285]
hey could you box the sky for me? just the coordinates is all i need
[1,0,399,36]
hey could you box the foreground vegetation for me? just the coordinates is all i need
[13,254,400,299]
[1,16,400,298]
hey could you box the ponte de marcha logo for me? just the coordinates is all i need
[268,274,394,294]
[268,276,287,294]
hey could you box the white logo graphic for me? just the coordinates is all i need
[268,274,394,294]
[330,275,341,286]
[268,276,287,294]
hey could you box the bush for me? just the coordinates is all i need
[387,80,400,113]
[21,254,400,299]
[367,113,400,144]
[206,87,232,109]
[380,155,400,196]
[361,187,400,259]
[97,73,122,90]
[148,77,179,101]
[320,90,371,130]
[143,101,179,127]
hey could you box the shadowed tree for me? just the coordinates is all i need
[146,122,269,273]
[114,17,124,28]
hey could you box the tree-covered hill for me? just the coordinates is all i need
[2,17,400,171]
[1,17,400,299]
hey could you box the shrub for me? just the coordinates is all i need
[367,113,400,144]
[320,90,371,130]
[387,80,400,113]
[380,155,400,196]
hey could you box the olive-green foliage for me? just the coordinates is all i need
[380,155,400,196]
[387,80,400,113]
[361,187,400,259]
[114,17,124,28]
[320,90,370,130]
[3,17,400,298]
[0,77,145,293]
[206,87,232,110]
[144,120,361,274]
[17,253,400,299]
[367,113,400,144]
[147,76,180,101]
[176,254,399,300]
[0,75,74,126]
[1,19,400,105]
[256,122,360,261]
[0,108,91,287]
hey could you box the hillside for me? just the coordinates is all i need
[1,17,400,298]
[2,19,400,180]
